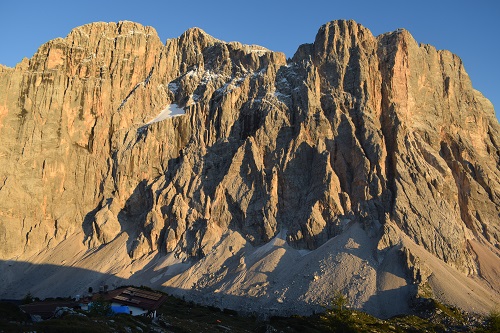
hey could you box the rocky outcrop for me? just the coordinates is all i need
[0,20,498,316]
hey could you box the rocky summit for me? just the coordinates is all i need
[0,20,498,318]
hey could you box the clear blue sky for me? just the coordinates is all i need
[1,0,499,119]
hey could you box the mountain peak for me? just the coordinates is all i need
[178,26,218,44]
[0,20,498,318]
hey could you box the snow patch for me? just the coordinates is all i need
[201,70,222,83]
[146,104,185,124]
[168,82,179,93]
[191,94,201,102]
[274,91,290,98]
[250,49,267,55]
[186,69,198,77]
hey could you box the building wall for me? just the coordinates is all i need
[111,302,147,316]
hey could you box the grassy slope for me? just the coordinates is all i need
[0,292,495,333]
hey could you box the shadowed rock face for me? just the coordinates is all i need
[0,20,499,316]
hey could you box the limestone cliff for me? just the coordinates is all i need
[0,20,498,317]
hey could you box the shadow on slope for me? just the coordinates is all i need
[0,260,129,300]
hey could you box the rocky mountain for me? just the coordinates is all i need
[0,20,499,318]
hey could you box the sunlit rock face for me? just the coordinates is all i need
[0,20,498,317]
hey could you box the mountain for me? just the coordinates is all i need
[0,20,498,318]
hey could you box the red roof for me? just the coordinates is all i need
[96,287,167,311]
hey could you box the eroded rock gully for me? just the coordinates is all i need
[0,20,498,317]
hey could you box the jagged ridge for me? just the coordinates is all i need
[0,20,498,318]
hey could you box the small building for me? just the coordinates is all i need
[96,286,167,318]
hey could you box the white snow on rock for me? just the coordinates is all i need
[168,82,179,93]
[250,49,267,55]
[146,104,185,124]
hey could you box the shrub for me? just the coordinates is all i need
[320,291,357,333]
[483,310,500,333]
[22,291,34,304]
[88,297,112,317]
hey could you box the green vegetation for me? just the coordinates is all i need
[0,289,494,333]
[22,292,34,304]
[35,315,110,333]
[87,296,112,317]
[477,310,500,333]
[33,314,153,333]
[320,291,356,332]
[0,301,30,333]
[432,299,463,321]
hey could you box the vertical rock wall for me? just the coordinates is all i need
[0,19,498,312]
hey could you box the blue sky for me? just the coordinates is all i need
[1,0,498,119]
